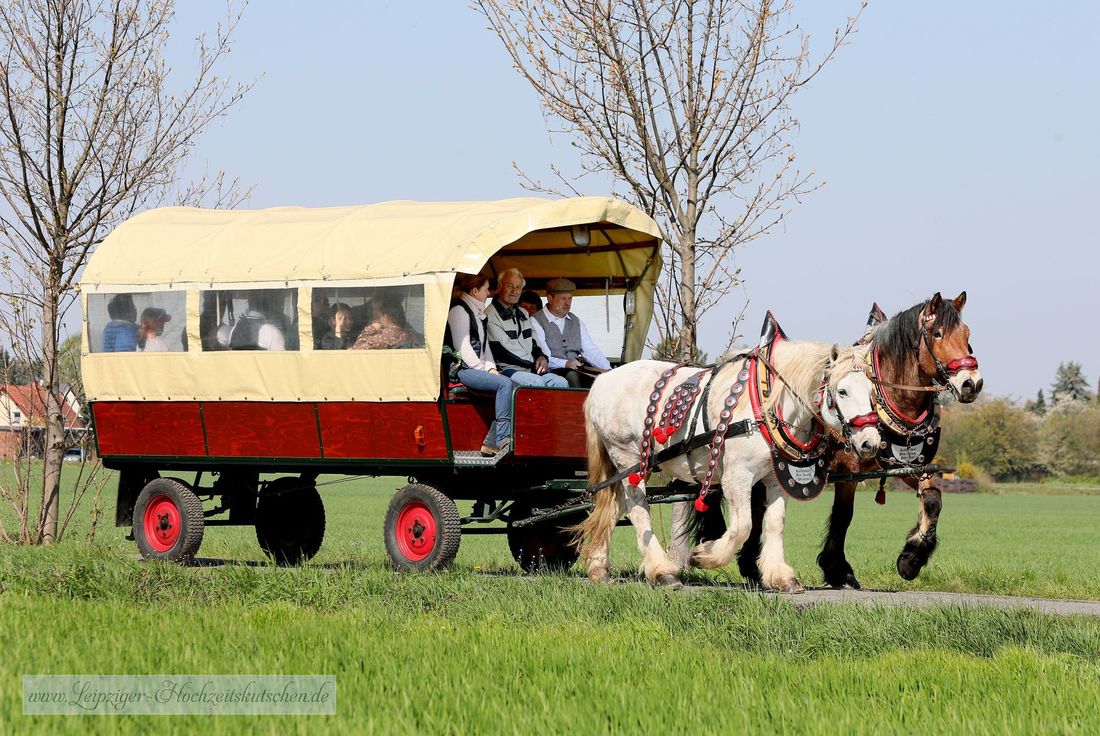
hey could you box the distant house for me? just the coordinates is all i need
[0,382,87,460]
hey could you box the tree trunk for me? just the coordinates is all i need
[39,276,63,544]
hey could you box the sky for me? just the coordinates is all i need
[162,1,1100,401]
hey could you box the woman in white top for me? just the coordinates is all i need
[446,274,514,455]
[138,307,171,352]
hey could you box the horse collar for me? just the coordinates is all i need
[870,345,933,431]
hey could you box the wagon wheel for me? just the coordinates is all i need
[384,484,461,572]
[256,477,326,566]
[507,500,582,573]
[133,478,205,563]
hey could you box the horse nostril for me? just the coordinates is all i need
[975,378,984,393]
[962,379,974,393]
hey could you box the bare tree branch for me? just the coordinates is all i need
[0,0,252,544]
[474,0,864,359]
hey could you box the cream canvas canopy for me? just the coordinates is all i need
[81,196,664,403]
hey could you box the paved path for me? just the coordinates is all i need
[682,585,1100,618]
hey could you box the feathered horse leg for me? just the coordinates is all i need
[690,464,755,570]
[757,483,803,593]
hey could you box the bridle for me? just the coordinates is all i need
[755,349,878,452]
[819,363,880,448]
[919,318,979,400]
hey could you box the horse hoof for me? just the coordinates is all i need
[654,573,683,590]
[779,580,804,594]
[845,573,862,590]
[588,569,611,584]
[896,554,921,581]
[764,579,803,594]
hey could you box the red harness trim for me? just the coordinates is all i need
[748,347,823,454]
[945,355,979,374]
[848,412,880,428]
[872,346,931,427]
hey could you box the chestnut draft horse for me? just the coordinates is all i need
[575,338,882,590]
[669,292,982,588]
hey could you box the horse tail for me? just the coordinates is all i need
[687,501,727,545]
[569,415,621,557]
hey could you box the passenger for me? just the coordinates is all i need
[320,302,355,350]
[445,274,513,455]
[229,291,286,351]
[485,269,567,388]
[532,278,612,388]
[518,289,554,362]
[352,296,424,350]
[517,290,543,317]
[137,307,171,352]
[310,292,331,349]
[102,294,138,352]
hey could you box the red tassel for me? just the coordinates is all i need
[694,496,710,513]
[652,426,668,444]
[628,472,642,487]
[875,488,886,505]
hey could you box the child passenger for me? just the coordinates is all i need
[320,303,354,350]
[138,307,171,352]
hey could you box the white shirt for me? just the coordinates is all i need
[141,335,170,352]
[537,310,612,371]
[221,311,286,351]
[447,293,496,371]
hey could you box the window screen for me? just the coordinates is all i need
[87,292,187,353]
[199,288,300,352]
[309,285,425,351]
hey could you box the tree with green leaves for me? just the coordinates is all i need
[937,399,1042,481]
[1024,388,1047,416]
[1050,362,1092,405]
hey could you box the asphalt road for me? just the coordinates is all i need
[684,585,1100,618]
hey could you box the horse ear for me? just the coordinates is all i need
[952,291,967,311]
[921,293,943,325]
[830,344,839,362]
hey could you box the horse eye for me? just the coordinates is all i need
[934,329,944,339]
[837,388,848,397]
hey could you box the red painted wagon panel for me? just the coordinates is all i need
[318,402,448,459]
[512,388,588,458]
[443,401,495,452]
[202,402,321,458]
[93,401,206,457]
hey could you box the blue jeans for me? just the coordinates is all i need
[456,368,513,447]
[503,369,569,389]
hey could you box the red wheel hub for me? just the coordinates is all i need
[395,501,437,562]
[143,494,182,553]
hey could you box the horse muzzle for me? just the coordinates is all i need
[948,366,983,403]
[846,413,881,459]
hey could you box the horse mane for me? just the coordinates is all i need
[871,298,962,367]
[764,341,863,413]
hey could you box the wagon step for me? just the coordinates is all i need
[452,449,511,467]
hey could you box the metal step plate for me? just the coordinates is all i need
[452,450,510,467]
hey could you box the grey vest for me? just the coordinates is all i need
[534,310,582,361]
[486,300,538,372]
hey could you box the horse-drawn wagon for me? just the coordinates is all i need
[81,197,663,570]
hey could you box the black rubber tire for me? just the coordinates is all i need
[383,484,461,572]
[507,500,582,573]
[133,478,205,563]
[256,477,326,566]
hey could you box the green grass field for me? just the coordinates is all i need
[2,468,1099,734]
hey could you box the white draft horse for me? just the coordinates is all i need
[575,340,882,590]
